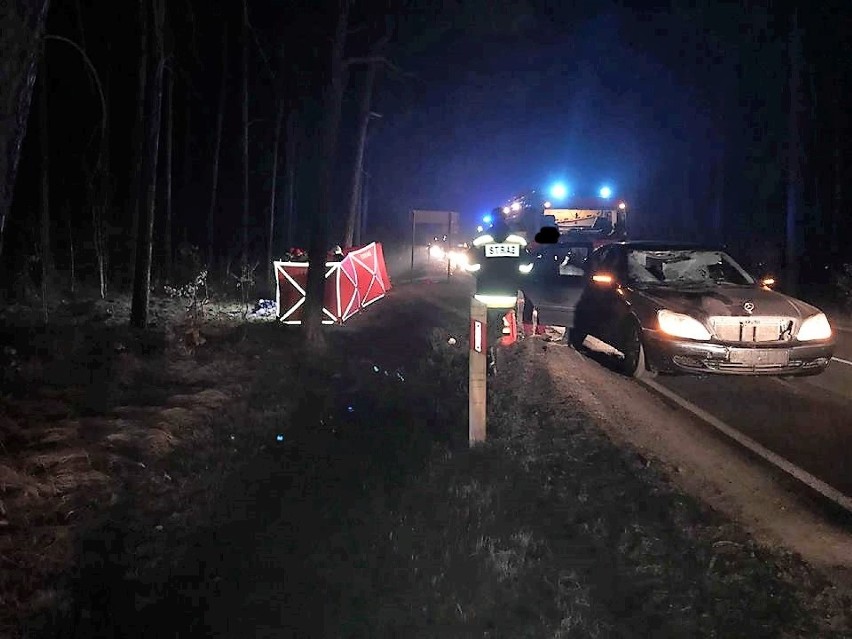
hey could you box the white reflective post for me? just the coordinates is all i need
[447,210,452,281]
[469,296,487,445]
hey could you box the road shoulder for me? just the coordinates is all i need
[531,339,852,587]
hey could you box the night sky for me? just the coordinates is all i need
[7,0,852,284]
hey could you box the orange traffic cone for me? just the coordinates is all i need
[499,310,517,346]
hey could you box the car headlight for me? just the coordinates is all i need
[464,263,481,272]
[657,310,711,340]
[797,312,832,341]
[448,251,467,267]
[429,245,445,259]
[518,262,533,274]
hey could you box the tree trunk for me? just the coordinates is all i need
[183,83,191,203]
[241,0,249,271]
[830,91,842,263]
[712,80,727,246]
[680,148,692,240]
[353,180,362,246]
[39,50,52,298]
[128,0,149,279]
[268,101,284,293]
[72,0,108,298]
[284,108,297,249]
[181,0,193,221]
[184,0,199,64]
[89,37,110,300]
[0,0,52,261]
[164,63,173,283]
[74,0,86,48]
[208,23,228,269]
[358,169,369,244]
[130,0,165,329]
[67,215,75,294]
[344,62,377,248]
[785,9,803,296]
[92,130,109,300]
[55,13,110,300]
[303,0,351,347]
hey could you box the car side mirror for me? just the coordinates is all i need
[534,226,559,244]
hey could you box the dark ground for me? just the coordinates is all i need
[17,278,473,638]
[3,275,850,638]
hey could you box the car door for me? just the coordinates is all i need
[577,245,626,344]
[574,245,607,337]
[598,248,633,345]
[521,242,589,329]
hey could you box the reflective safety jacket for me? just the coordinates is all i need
[465,231,533,308]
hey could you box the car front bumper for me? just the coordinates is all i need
[643,329,835,375]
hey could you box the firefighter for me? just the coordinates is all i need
[470,213,535,369]
[467,210,533,311]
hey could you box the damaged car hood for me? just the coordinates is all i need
[631,284,822,320]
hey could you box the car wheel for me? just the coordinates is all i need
[568,327,586,349]
[618,320,653,378]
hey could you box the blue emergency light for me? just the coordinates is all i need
[550,183,568,200]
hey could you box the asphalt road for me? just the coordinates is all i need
[649,324,852,498]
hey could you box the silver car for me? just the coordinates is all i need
[571,242,836,377]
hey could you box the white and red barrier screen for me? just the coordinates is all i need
[274,242,392,324]
[346,242,392,308]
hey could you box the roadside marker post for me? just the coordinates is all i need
[515,290,525,339]
[447,209,453,281]
[469,296,488,446]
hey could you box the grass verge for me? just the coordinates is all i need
[0,295,293,637]
[9,281,851,637]
[294,322,850,638]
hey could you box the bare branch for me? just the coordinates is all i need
[247,15,276,86]
[43,35,108,168]
[184,0,201,65]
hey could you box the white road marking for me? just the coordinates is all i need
[639,378,852,515]
[831,356,852,367]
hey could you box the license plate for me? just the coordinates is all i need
[485,243,520,257]
[728,349,789,366]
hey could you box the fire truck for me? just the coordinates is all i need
[496,189,628,247]
[491,189,630,334]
